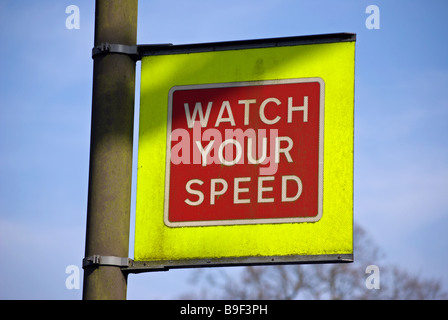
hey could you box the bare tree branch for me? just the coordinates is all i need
[184,224,447,300]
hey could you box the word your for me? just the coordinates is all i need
[365,5,380,30]
[365,265,380,289]
[65,265,80,290]
[66,5,80,30]
[172,123,294,176]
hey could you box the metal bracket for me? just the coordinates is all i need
[92,43,139,60]
[83,255,131,269]
[91,43,173,60]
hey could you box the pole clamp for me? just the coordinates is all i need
[92,43,139,60]
[83,255,131,269]
[92,43,173,60]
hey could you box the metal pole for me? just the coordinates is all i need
[83,0,138,300]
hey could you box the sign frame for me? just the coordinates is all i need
[133,33,356,272]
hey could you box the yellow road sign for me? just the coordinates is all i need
[134,33,356,269]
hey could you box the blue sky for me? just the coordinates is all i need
[0,0,447,299]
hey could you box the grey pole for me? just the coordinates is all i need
[83,0,138,300]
